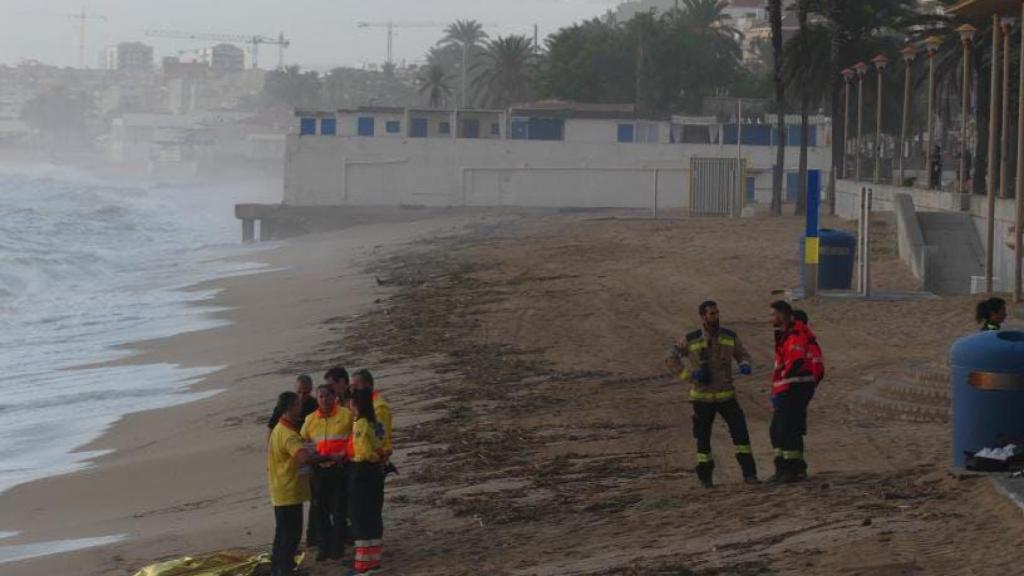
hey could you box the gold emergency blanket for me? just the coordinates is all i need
[132,551,276,576]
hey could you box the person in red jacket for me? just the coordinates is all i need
[769,301,818,483]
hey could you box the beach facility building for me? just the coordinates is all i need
[281,100,832,212]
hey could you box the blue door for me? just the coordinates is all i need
[786,172,800,202]
[617,123,635,143]
[300,117,317,136]
[528,118,564,141]
[410,118,428,138]
[357,117,375,137]
[320,118,336,136]
[463,119,480,138]
[511,118,528,139]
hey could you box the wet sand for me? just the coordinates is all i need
[3,208,1023,575]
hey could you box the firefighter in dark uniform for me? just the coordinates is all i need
[667,300,758,488]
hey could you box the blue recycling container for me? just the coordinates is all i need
[800,229,857,290]
[950,331,1024,468]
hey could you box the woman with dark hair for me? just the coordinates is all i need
[976,297,1008,331]
[268,391,327,576]
[346,387,386,574]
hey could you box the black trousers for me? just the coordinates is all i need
[770,382,814,467]
[692,398,753,455]
[314,465,348,555]
[692,398,756,479]
[272,504,304,574]
[348,462,384,542]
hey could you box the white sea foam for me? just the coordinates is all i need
[0,167,272,496]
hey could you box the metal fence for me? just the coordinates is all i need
[689,157,747,216]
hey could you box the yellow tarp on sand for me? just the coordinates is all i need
[132,551,274,576]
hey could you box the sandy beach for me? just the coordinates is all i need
[3,208,1023,575]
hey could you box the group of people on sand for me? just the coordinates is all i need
[266,367,393,576]
[667,300,825,488]
[672,296,1012,489]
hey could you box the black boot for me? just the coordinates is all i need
[767,455,786,483]
[793,458,808,481]
[696,461,715,488]
[736,452,759,484]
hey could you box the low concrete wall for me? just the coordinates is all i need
[285,135,833,210]
[892,193,938,292]
[837,179,1020,292]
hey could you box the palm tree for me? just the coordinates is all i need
[418,63,454,108]
[473,35,536,109]
[769,0,785,215]
[680,0,742,55]
[441,20,489,108]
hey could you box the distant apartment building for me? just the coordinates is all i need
[616,0,763,27]
[615,0,768,62]
[202,44,246,74]
[104,42,155,72]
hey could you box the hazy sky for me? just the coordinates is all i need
[0,0,620,70]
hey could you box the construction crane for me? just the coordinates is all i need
[0,7,107,69]
[144,29,290,70]
[356,21,445,68]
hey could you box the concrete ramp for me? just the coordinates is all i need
[917,211,985,294]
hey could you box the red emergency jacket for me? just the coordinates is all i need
[772,320,818,396]
[801,323,825,383]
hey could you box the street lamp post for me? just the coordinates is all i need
[957,24,977,198]
[842,68,854,179]
[900,46,917,187]
[873,54,889,185]
[855,62,869,181]
[986,16,1001,293]
[925,36,943,190]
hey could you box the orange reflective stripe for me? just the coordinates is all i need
[315,438,348,455]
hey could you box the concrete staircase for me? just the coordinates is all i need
[852,365,950,424]
[916,211,985,294]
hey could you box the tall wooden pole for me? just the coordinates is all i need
[855,62,868,181]
[842,69,854,179]
[1017,4,1024,302]
[958,25,976,197]
[1001,18,1013,200]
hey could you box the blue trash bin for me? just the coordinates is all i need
[950,330,1024,468]
[800,229,857,290]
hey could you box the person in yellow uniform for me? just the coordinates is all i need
[268,391,329,576]
[347,388,387,574]
[351,369,392,461]
[300,385,352,562]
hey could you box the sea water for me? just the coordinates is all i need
[0,165,273,495]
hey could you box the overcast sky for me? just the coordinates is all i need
[0,0,620,70]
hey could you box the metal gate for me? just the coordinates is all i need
[689,157,747,216]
